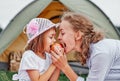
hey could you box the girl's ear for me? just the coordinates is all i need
[75,31,83,41]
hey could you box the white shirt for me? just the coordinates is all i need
[77,39,120,81]
[13,50,52,81]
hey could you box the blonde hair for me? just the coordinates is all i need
[61,12,104,65]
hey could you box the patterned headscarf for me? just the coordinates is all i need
[26,18,57,43]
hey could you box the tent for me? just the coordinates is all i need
[0,0,54,62]
[0,0,120,71]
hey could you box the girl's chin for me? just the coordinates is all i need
[45,49,50,53]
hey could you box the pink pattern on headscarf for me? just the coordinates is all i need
[27,21,39,35]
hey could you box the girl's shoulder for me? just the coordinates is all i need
[21,50,41,63]
[22,50,36,58]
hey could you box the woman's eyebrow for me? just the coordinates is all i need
[59,29,63,31]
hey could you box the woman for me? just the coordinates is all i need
[51,12,120,81]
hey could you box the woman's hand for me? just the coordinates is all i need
[50,47,69,71]
[51,49,78,81]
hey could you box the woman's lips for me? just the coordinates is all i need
[61,42,66,48]
[61,42,67,53]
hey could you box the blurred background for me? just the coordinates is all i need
[0,0,120,81]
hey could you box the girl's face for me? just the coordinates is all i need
[58,20,76,53]
[43,28,56,53]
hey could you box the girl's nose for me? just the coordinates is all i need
[53,38,56,42]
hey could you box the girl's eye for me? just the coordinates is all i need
[50,36,53,39]
[50,36,55,39]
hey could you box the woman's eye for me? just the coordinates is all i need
[61,32,65,35]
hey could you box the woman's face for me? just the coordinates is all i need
[43,28,56,53]
[58,20,76,53]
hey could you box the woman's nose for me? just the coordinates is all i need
[57,35,61,41]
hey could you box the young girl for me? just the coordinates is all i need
[13,18,60,81]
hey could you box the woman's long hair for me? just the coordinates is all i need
[61,12,104,65]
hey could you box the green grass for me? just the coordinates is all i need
[0,70,16,81]
[0,70,87,81]
[59,73,88,81]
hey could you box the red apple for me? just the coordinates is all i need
[50,43,63,51]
